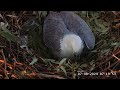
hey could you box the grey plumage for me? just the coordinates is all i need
[43,11,95,59]
[60,11,95,49]
[43,12,66,58]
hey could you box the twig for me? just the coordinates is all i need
[92,49,120,71]
[27,61,66,79]
[112,11,117,15]
[1,49,9,79]
[102,51,120,71]
[38,73,66,79]
[112,54,120,61]
[102,61,119,72]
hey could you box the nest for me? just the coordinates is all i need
[0,11,120,79]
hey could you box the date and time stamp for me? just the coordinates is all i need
[77,71,117,76]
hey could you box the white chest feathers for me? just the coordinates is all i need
[60,34,84,58]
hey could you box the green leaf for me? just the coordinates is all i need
[59,58,67,66]
[0,22,16,42]
[81,11,87,15]
[80,64,88,68]
[89,60,94,65]
[60,66,67,76]
[90,64,95,71]
[29,57,38,65]
[44,59,59,64]
[41,11,47,17]
[111,42,120,46]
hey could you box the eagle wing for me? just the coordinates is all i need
[43,11,67,57]
[60,11,95,49]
